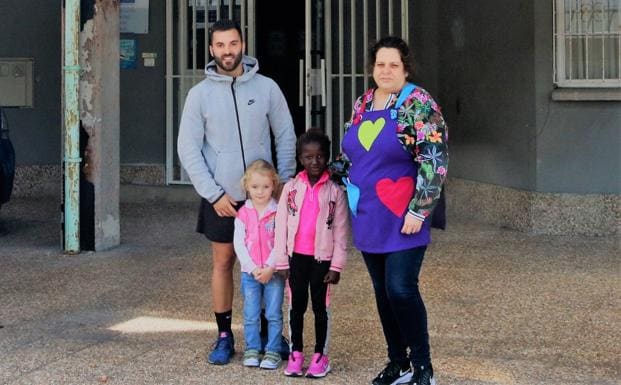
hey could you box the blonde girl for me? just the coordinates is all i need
[234,159,285,369]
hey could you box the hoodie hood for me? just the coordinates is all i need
[204,55,259,83]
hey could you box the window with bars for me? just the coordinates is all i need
[553,0,621,87]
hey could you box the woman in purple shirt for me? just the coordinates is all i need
[332,36,448,385]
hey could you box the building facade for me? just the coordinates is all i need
[0,0,619,236]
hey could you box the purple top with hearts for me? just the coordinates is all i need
[341,107,431,253]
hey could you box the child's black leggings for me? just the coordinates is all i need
[287,252,331,354]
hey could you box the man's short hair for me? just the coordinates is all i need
[209,19,243,45]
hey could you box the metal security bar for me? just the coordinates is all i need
[166,0,412,184]
[166,0,253,184]
[325,0,411,153]
[554,0,621,87]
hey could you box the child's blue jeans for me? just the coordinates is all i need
[240,272,285,352]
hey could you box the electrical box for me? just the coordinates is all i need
[0,58,34,108]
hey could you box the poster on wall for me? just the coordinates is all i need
[120,0,149,34]
[120,39,137,69]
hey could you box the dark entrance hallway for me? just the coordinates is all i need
[255,0,306,137]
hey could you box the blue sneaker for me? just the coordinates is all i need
[207,332,235,365]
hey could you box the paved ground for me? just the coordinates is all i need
[0,195,619,385]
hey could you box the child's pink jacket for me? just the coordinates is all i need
[234,199,278,273]
[273,173,349,272]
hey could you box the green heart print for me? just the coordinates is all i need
[358,117,385,151]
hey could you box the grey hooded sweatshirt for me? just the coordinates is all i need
[177,55,296,203]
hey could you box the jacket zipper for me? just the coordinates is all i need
[257,209,264,268]
[231,78,247,173]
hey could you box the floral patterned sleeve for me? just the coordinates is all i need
[396,88,449,221]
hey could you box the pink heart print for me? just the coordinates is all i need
[375,177,415,217]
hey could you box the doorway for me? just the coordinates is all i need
[255,0,305,137]
[165,0,412,184]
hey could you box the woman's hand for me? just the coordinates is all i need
[401,214,423,235]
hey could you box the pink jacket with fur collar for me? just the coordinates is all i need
[274,173,349,272]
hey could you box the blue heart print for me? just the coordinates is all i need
[342,177,360,217]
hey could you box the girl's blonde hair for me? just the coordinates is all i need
[241,159,280,196]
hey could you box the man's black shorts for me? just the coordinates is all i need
[196,198,244,243]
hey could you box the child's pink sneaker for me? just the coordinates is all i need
[305,353,331,378]
[284,351,304,377]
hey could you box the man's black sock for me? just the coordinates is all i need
[215,310,232,334]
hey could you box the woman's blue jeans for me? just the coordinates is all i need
[240,272,285,352]
[362,246,430,366]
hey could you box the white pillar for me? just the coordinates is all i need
[79,0,120,250]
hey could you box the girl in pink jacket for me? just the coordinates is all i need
[274,129,349,378]
[234,160,285,370]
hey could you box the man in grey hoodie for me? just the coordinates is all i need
[177,20,296,365]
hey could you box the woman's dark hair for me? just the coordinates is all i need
[368,36,415,81]
[297,128,331,160]
[209,19,243,44]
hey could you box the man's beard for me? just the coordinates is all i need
[213,51,243,73]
